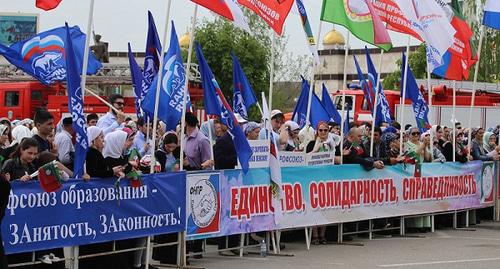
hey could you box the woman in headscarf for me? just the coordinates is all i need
[280,120,301,151]
[244,122,261,140]
[381,132,405,165]
[471,128,499,161]
[405,127,423,163]
[421,131,446,163]
[483,131,500,158]
[103,128,136,175]
[0,118,12,147]
[0,125,10,167]
[85,126,124,178]
[442,129,470,163]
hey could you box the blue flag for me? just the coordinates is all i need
[353,54,374,112]
[401,53,430,133]
[142,11,162,95]
[232,52,257,120]
[141,22,191,131]
[64,23,89,178]
[292,78,332,129]
[0,25,101,85]
[127,43,145,118]
[195,42,252,173]
[365,47,392,126]
[344,103,350,135]
[321,84,342,124]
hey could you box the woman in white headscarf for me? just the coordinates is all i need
[0,125,8,149]
[103,128,136,176]
[0,125,33,164]
[85,126,124,178]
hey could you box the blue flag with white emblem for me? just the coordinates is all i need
[0,25,101,85]
[365,47,392,126]
[195,42,252,173]
[141,22,191,131]
[401,53,430,133]
[321,84,342,124]
[64,23,88,178]
[232,52,257,120]
[292,78,332,128]
[142,11,162,102]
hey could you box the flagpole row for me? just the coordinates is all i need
[369,49,384,157]
[452,80,456,162]
[268,31,276,112]
[399,36,411,155]
[339,32,350,165]
[149,0,172,174]
[304,21,323,128]
[426,57,433,161]
[179,4,199,173]
[467,26,485,153]
[80,0,95,103]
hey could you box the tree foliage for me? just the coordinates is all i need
[382,44,427,90]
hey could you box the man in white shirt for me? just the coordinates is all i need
[132,117,152,157]
[54,117,75,169]
[97,93,126,135]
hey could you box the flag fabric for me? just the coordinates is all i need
[292,77,332,128]
[295,0,320,65]
[38,162,63,192]
[344,103,350,135]
[0,26,102,85]
[192,0,250,32]
[353,54,374,111]
[432,0,477,80]
[484,0,500,30]
[142,11,163,97]
[321,84,342,124]
[141,22,191,131]
[232,52,257,120]
[371,0,422,41]
[36,0,62,11]
[64,23,89,178]
[261,92,283,224]
[365,47,392,126]
[195,42,253,173]
[127,43,145,118]
[391,0,456,72]
[321,0,392,51]
[238,0,294,36]
[401,53,430,133]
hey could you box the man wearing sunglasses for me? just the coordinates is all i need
[97,93,127,135]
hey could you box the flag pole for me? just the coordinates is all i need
[452,80,456,162]
[467,26,485,152]
[149,0,172,174]
[426,58,434,160]
[268,31,276,112]
[180,4,199,171]
[80,0,95,102]
[399,36,411,154]
[305,21,323,128]
[339,32,350,164]
[369,49,384,157]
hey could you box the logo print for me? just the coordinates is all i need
[162,55,185,97]
[22,35,66,84]
[190,179,218,228]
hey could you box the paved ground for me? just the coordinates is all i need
[173,221,500,269]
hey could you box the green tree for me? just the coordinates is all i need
[382,44,428,90]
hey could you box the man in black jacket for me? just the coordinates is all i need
[0,174,11,268]
[342,127,384,170]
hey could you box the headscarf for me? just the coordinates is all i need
[286,120,300,132]
[383,126,398,135]
[471,127,483,141]
[382,132,398,148]
[0,125,7,136]
[10,125,32,146]
[87,126,102,145]
[103,130,128,158]
[483,132,496,153]
[244,122,260,135]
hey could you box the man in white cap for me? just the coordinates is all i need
[259,109,285,146]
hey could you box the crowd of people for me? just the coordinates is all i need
[1,93,500,268]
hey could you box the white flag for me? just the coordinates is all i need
[393,0,456,71]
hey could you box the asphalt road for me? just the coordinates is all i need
[173,221,500,269]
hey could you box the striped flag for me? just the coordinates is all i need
[192,0,250,32]
[484,0,500,30]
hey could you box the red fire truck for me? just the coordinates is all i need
[0,81,204,123]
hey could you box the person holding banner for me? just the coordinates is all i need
[103,128,137,175]
[471,128,499,161]
[85,126,125,178]
[343,127,384,170]
[244,122,261,140]
[0,173,10,268]
[280,120,301,151]
[442,130,470,163]
[483,132,500,159]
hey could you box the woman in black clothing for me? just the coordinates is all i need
[103,128,136,176]
[155,132,180,173]
[85,126,124,178]
[1,138,38,181]
[442,130,470,163]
